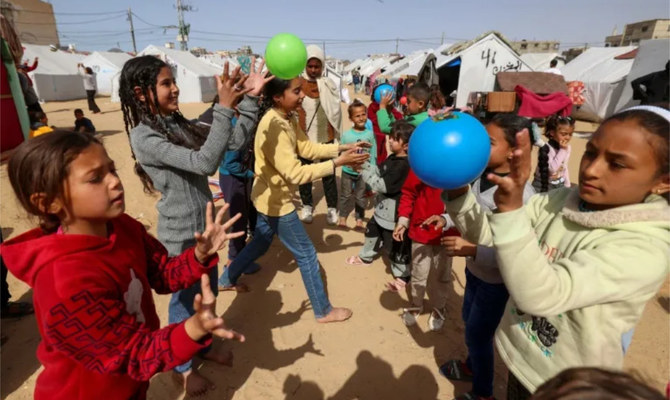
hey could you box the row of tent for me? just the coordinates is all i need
[22,33,669,120]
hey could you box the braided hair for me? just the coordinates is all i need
[536,115,575,192]
[118,55,209,193]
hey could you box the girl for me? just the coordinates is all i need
[443,106,670,399]
[217,77,370,323]
[435,114,536,400]
[532,115,575,192]
[120,55,270,396]
[0,131,244,400]
[428,84,450,117]
[368,83,403,165]
[77,62,101,114]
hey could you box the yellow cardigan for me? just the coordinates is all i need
[251,108,339,217]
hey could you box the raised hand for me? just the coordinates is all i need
[194,201,244,264]
[216,62,251,108]
[187,274,246,342]
[487,129,532,212]
[380,92,394,109]
[242,57,273,96]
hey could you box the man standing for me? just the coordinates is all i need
[297,45,343,225]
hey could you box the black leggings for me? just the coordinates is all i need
[86,90,100,113]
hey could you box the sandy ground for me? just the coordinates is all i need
[1,89,668,400]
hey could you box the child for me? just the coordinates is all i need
[338,100,377,229]
[73,108,96,134]
[443,106,670,398]
[428,85,450,116]
[120,55,270,396]
[393,168,459,330]
[367,84,403,165]
[0,131,245,400]
[377,82,431,155]
[532,115,575,192]
[345,120,413,291]
[77,62,101,114]
[29,111,53,138]
[438,113,536,400]
[218,77,369,323]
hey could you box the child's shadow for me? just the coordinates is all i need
[283,373,325,400]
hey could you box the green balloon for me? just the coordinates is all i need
[265,33,307,80]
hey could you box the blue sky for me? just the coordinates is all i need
[36,0,670,59]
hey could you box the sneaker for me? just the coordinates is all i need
[402,307,421,326]
[428,307,446,331]
[326,208,338,225]
[300,205,313,223]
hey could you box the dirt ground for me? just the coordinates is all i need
[1,89,668,400]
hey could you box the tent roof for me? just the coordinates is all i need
[435,32,528,70]
[519,52,562,71]
[139,45,220,76]
[83,51,132,69]
[560,46,637,83]
[22,43,86,75]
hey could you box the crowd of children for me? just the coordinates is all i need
[1,44,668,400]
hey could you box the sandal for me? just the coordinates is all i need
[385,278,407,292]
[428,307,446,331]
[345,256,370,266]
[217,282,249,292]
[439,359,473,382]
[1,301,34,319]
[402,307,421,326]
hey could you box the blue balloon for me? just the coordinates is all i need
[374,84,395,104]
[408,112,491,189]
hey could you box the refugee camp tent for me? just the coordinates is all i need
[22,43,86,101]
[614,39,670,111]
[133,45,221,103]
[560,46,637,119]
[520,52,564,72]
[386,49,435,79]
[434,31,532,108]
[81,51,132,96]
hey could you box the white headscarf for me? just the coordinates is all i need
[302,44,342,137]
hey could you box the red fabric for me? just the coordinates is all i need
[514,85,573,118]
[367,101,402,165]
[397,169,459,245]
[0,61,23,152]
[0,214,216,400]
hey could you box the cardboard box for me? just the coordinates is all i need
[487,91,516,112]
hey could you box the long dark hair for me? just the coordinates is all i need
[537,115,575,192]
[119,55,209,193]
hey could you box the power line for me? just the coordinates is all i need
[14,14,125,25]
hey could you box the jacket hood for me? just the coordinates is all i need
[0,227,112,286]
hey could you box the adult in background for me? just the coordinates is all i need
[77,63,101,114]
[544,59,562,76]
[297,44,343,225]
[352,69,361,93]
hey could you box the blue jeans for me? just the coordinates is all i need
[462,269,509,398]
[218,211,333,318]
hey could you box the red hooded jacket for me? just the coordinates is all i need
[397,169,459,245]
[367,101,403,165]
[0,214,216,400]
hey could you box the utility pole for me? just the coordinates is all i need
[175,0,191,51]
[127,7,137,54]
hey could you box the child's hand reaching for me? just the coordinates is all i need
[333,148,369,169]
[194,202,244,264]
[488,129,532,212]
[380,92,394,109]
[392,224,406,241]
[338,141,372,153]
[421,215,447,231]
[216,62,251,108]
[241,57,273,96]
[441,236,477,257]
[185,274,246,342]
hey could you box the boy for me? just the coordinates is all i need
[377,82,431,132]
[338,100,377,229]
[29,111,53,138]
[73,108,96,134]
[345,120,413,290]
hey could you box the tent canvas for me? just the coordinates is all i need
[560,46,636,119]
[435,32,532,108]
[82,51,132,96]
[614,39,670,112]
[132,45,221,103]
[520,52,564,72]
[22,44,86,101]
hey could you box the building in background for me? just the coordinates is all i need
[0,0,58,46]
[605,19,670,47]
[511,40,560,54]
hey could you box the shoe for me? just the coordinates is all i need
[428,307,446,331]
[326,208,338,225]
[300,205,313,223]
[401,307,421,326]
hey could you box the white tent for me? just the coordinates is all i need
[133,45,221,103]
[561,46,636,119]
[614,39,670,112]
[22,44,86,102]
[81,51,132,96]
[435,32,532,108]
[520,52,564,72]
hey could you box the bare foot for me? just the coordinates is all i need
[316,307,352,323]
[355,220,364,230]
[202,347,234,367]
[172,369,215,397]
